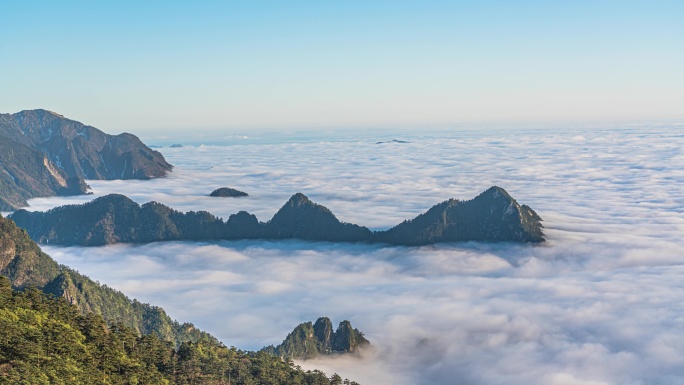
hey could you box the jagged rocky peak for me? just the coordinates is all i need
[314,317,334,353]
[332,320,370,353]
[262,317,370,360]
[286,192,315,207]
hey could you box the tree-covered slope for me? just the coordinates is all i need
[0,213,209,345]
[262,317,370,360]
[0,276,352,385]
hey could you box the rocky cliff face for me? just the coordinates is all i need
[0,109,172,210]
[262,317,370,359]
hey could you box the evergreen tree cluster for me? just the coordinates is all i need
[0,276,354,385]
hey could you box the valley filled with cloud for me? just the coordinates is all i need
[34,125,684,385]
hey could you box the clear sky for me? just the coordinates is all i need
[1,1,683,131]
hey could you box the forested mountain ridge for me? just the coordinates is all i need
[10,186,544,246]
[375,186,544,244]
[0,213,208,345]
[0,109,172,211]
[0,276,356,384]
[262,317,370,360]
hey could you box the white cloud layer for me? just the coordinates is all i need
[33,125,684,385]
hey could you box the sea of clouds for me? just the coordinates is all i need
[30,124,684,385]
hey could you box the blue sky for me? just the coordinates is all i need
[1,1,682,131]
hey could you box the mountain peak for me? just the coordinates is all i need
[91,193,137,207]
[262,317,369,359]
[14,109,66,120]
[286,193,313,206]
[268,194,372,241]
[26,108,63,116]
[480,186,513,200]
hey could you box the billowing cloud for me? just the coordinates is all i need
[35,126,684,385]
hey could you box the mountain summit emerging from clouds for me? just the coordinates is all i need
[10,187,544,246]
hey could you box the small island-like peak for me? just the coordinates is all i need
[209,187,248,198]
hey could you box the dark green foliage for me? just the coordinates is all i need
[210,187,249,197]
[0,213,211,346]
[0,109,172,210]
[263,317,370,360]
[10,187,544,247]
[0,276,348,385]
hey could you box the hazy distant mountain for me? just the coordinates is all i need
[0,109,172,210]
[262,317,370,359]
[10,187,544,246]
